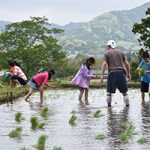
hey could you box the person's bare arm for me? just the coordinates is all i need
[124,59,131,80]
[47,84,56,88]
[101,60,107,83]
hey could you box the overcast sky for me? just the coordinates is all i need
[0,0,149,25]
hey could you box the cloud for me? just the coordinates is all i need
[0,0,149,24]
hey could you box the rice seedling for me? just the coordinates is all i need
[53,146,62,150]
[68,114,77,126]
[137,137,147,144]
[35,134,48,150]
[38,122,45,129]
[8,127,22,138]
[95,134,106,140]
[69,114,77,125]
[40,107,49,118]
[71,110,77,114]
[15,112,23,122]
[30,116,45,129]
[93,110,102,118]
[20,147,28,150]
[119,131,129,143]
[119,121,136,143]
[30,116,39,129]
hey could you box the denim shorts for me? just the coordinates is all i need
[28,79,38,89]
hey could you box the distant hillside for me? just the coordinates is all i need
[0,2,150,57]
[58,2,150,56]
[51,22,84,31]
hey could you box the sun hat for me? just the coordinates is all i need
[106,40,116,48]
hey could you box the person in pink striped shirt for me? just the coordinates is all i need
[25,69,55,105]
[8,61,27,87]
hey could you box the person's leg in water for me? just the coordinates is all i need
[141,92,145,102]
[116,71,129,107]
[140,81,148,102]
[84,89,89,104]
[78,87,84,103]
[106,72,117,107]
[25,88,34,102]
[39,86,44,105]
[122,92,129,107]
[148,83,150,101]
[107,92,112,107]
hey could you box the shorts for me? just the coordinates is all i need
[77,86,88,91]
[141,81,149,92]
[12,76,27,85]
[28,79,39,89]
[107,71,128,93]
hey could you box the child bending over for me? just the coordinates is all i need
[25,69,55,105]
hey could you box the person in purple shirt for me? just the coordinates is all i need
[71,57,96,104]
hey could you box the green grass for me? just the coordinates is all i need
[0,85,28,103]
[68,114,77,126]
[8,127,23,138]
[53,147,62,150]
[35,135,48,150]
[15,112,23,122]
[119,121,136,143]
[95,134,106,140]
[40,107,49,118]
[137,137,147,144]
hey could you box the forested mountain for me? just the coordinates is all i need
[58,2,150,56]
[0,2,149,56]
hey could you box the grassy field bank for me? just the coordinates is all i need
[0,80,140,103]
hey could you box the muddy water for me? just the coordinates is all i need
[0,89,150,150]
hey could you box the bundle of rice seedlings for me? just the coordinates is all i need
[95,134,106,140]
[53,147,62,150]
[137,137,147,144]
[40,107,49,118]
[68,114,77,126]
[9,127,23,138]
[15,112,23,122]
[93,110,102,118]
[119,121,136,143]
[35,135,48,150]
[30,116,39,129]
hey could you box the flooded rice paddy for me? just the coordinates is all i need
[0,89,150,150]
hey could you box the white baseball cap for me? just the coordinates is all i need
[106,40,116,48]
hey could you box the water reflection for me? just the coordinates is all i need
[1,89,150,150]
[76,105,95,150]
[107,107,129,149]
[141,101,150,141]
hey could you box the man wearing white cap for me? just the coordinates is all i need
[101,40,131,107]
